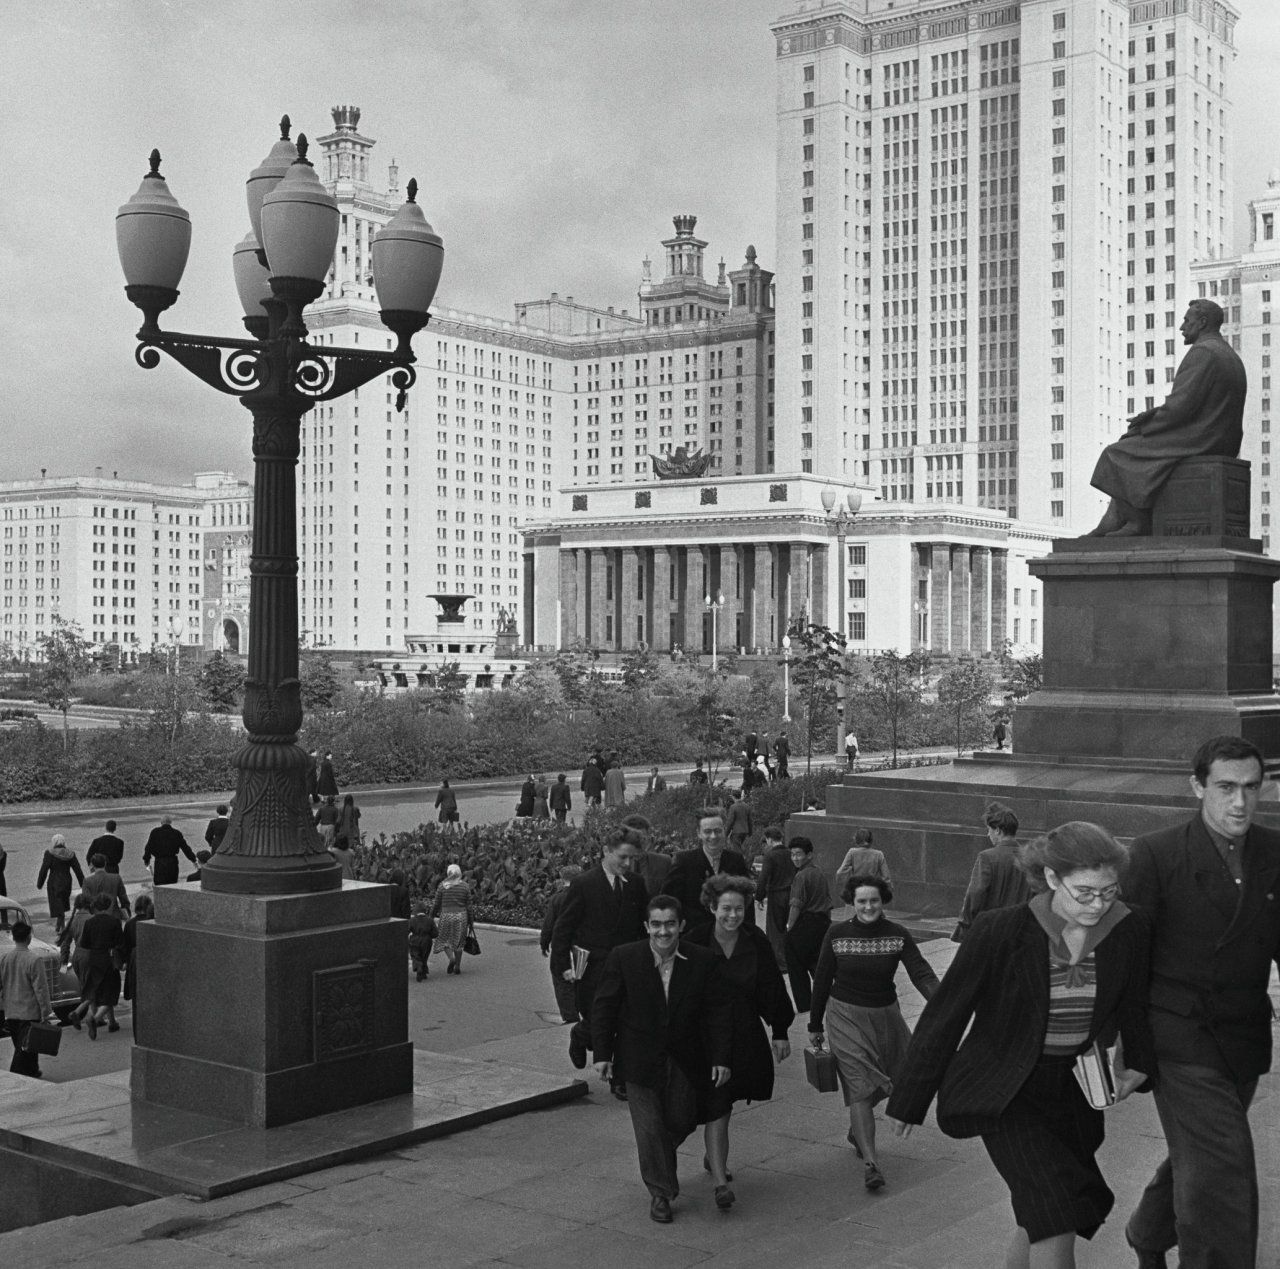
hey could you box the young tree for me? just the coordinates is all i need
[936,658,997,756]
[199,651,245,713]
[854,648,932,767]
[679,678,739,776]
[785,619,847,775]
[136,669,206,747]
[620,644,660,692]
[35,615,92,747]
[423,661,467,713]
[300,652,342,711]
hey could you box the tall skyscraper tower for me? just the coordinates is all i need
[771,0,1236,536]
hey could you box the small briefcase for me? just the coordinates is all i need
[804,1041,839,1093]
[21,1021,62,1057]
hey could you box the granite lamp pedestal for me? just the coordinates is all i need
[131,882,411,1129]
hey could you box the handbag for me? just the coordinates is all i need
[804,1036,839,1093]
[21,1021,62,1057]
[463,921,481,957]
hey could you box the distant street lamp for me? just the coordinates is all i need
[116,120,443,894]
[781,633,792,723]
[167,613,184,676]
[704,590,725,672]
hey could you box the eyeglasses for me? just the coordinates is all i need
[1060,881,1120,906]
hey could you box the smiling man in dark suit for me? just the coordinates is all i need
[664,806,752,935]
[591,894,733,1224]
[550,828,647,1095]
[1123,735,1280,1269]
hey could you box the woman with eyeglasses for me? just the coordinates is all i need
[886,822,1156,1269]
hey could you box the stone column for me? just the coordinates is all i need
[950,545,971,653]
[970,547,991,653]
[559,548,579,647]
[930,544,951,653]
[720,544,742,652]
[621,548,640,649]
[684,546,705,651]
[753,544,774,650]
[811,540,830,631]
[991,549,1008,648]
[575,549,590,649]
[651,546,671,651]
[589,549,608,649]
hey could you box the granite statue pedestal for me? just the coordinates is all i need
[131,881,411,1129]
[789,468,1280,914]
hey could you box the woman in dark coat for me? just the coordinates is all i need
[687,873,794,1212]
[120,894,155,1038]
[36,833,84,933]
[71,894,124,1038]
[886,823,1156,1269]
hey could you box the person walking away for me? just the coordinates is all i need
[809,875,938,1191]
[725,792,752,852]
[316,750,339,799]
[386,868,411,920]
[532,775,551,820]
[688,759,709,786]
[516,774,537,818]
[645,767,667,795]
[688,875,794,1210]
[314,796,340,850]
[408,902,435,982]
[773,732,791,780]
[845,733,860,769]
[71,894,125,1038]
[550,830,647,1095]
[784,837,833,1012]
[835,828,892,891]
[204,804,231,854]
[549,774,572,824]
[80,853,130,918]
[591,894,734,1225]
[993,718,1008,750]
[0,921,53,1077]
[142,816,196,886]
[754,825,795,971]
[36,834,84,934]
[435,778,460,833]
[58,894,93,990]
[539,865,583,1022]
[89,820,125,875]
[1124,735,1280,1269]
[605,763,627,809]
[120,894,154,1039]
[431,863,474,975]
[334,794,362,857]
[887,822,1154,1269]
[952,801,1031,942]
[306,749,320,805]
[664,807,753,937]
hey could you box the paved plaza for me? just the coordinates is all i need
[1,926,1276,1268]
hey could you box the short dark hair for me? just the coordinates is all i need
[841,874,893,904]
[1192,735,1265,786]
[11,921,31,943]
[763,823,784,842]
[1019,822,1128,891]
[105,820,117,832]
[789,836,814,855]
[621,813,652,832]
[647,893,684,921]
[984,801,1019,837]
[696,806,725,827]
[216,804,228,816]
[90,853,106,870]
[92,894,113,913]
[854,827,874,847]
[700,873,756,910]
[134,895,155,920]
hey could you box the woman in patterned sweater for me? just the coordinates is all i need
[808,874,939,1192]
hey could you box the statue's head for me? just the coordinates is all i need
[1183,298,1224,342]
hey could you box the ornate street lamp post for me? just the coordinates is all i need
[704,590,725,672]
[781,633,792,723]
[117,121,443,896]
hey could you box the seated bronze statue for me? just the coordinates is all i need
[1088,298,1247,536]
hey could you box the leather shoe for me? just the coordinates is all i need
[1124,1232,1167,1269]
[610,1080,628,1101]
[568,1034,587,1070]
[649,1195,673,1224]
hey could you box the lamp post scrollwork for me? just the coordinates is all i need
[116,120,443,895]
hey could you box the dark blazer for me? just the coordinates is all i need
[1125,813,1280,1083]
[580,763,605,799]
[89,833,125,872]
[142,825,196,865]
[591,938,733,1090]
[664,848,753,931]
[549,866,648,978]
[755,845,796,908]
[885,903,1156,1138]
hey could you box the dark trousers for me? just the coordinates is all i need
[1127,1059,1259,1268]
[6,1019,40,1078]
[764,895,790,970]
[554,809,568,823]
[785,911,830,1012]
[776,756,789,779]
[568,957,604,1056]
[550,969,579,1023]
[626,1060,698,1200]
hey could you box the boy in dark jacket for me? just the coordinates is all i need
[407,903,436,982]
[540,865,582,1022]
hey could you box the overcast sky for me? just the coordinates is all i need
[4,0,1278,487]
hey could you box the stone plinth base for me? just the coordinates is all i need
[791,754,1280,917]
[131,882,410,1129]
